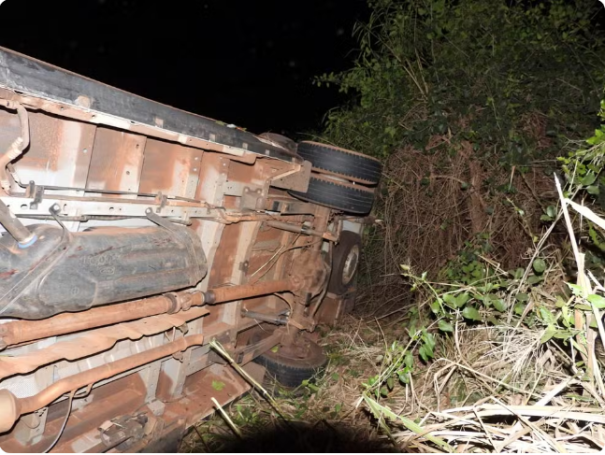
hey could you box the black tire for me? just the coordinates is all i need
[255,340,327,388]
[259,132,298,154]
[297,141,382,185]
[329,231,362,295]
[289,174,375,215]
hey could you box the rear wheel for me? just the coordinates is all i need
[289,174,375,215]
[255,339,327,388]
[297,141,382,185]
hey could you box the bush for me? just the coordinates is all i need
[318,0,605,298]
[319,0,605,161]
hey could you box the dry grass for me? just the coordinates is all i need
[357,137,558,319]
[180,317,396,453]
[181,307,605,453]
[389,322,605,453]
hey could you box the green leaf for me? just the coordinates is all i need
[386,376,394,391]
[532,259,546,274]
[516,293,529,302]
[493,299,507,312]
[546,205,556,218]
[462,306,481,321]
[398,371,410,384]
[438,319,454,332]
[540,325,557,343]
[443,293,456,307]
[419,344,433,362]
[578,172,597,186]
[553,329,574,339]
[527,275,544,285]
[307,383,319,392]
[588,294,605,309]
[212,380,226,391]
[455,292,471,308]
[422,330,436,351]
[514,303,525,315]
[587,185,600,195]
[555,296,567,308]
[404,351,413,368]
[567,283,586,297]
[539,306,555,324]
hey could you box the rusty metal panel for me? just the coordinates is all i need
[8,112,95,189]
[139,138,202,199]
[208,223,243,287]
[86,127,146,193]
[195,153,228,205]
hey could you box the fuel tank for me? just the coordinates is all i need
[0,223,207,319]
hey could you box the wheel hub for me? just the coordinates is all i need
[342,245,360,285]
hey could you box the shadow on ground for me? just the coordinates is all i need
[210,421,395,453]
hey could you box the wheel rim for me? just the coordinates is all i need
[342,244,360,286]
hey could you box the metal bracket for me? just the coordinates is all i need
[270,160,311,192]
[266,198,314,215]
[145,207,176,230]
[238,260,249,273]
[25,181,45,210]
[100,414,148,449]
[154,191,168,213]
[241,186,264,211]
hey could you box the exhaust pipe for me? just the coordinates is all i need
[0,334,204,434]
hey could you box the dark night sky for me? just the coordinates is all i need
[0,0,369,137]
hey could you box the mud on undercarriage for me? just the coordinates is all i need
[0,47,381,453]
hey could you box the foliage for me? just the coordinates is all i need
[318,0,605,162]
[351,88,605,451]
[558,97,605,274]
[317,0,605,294]
[561,99,605,200]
